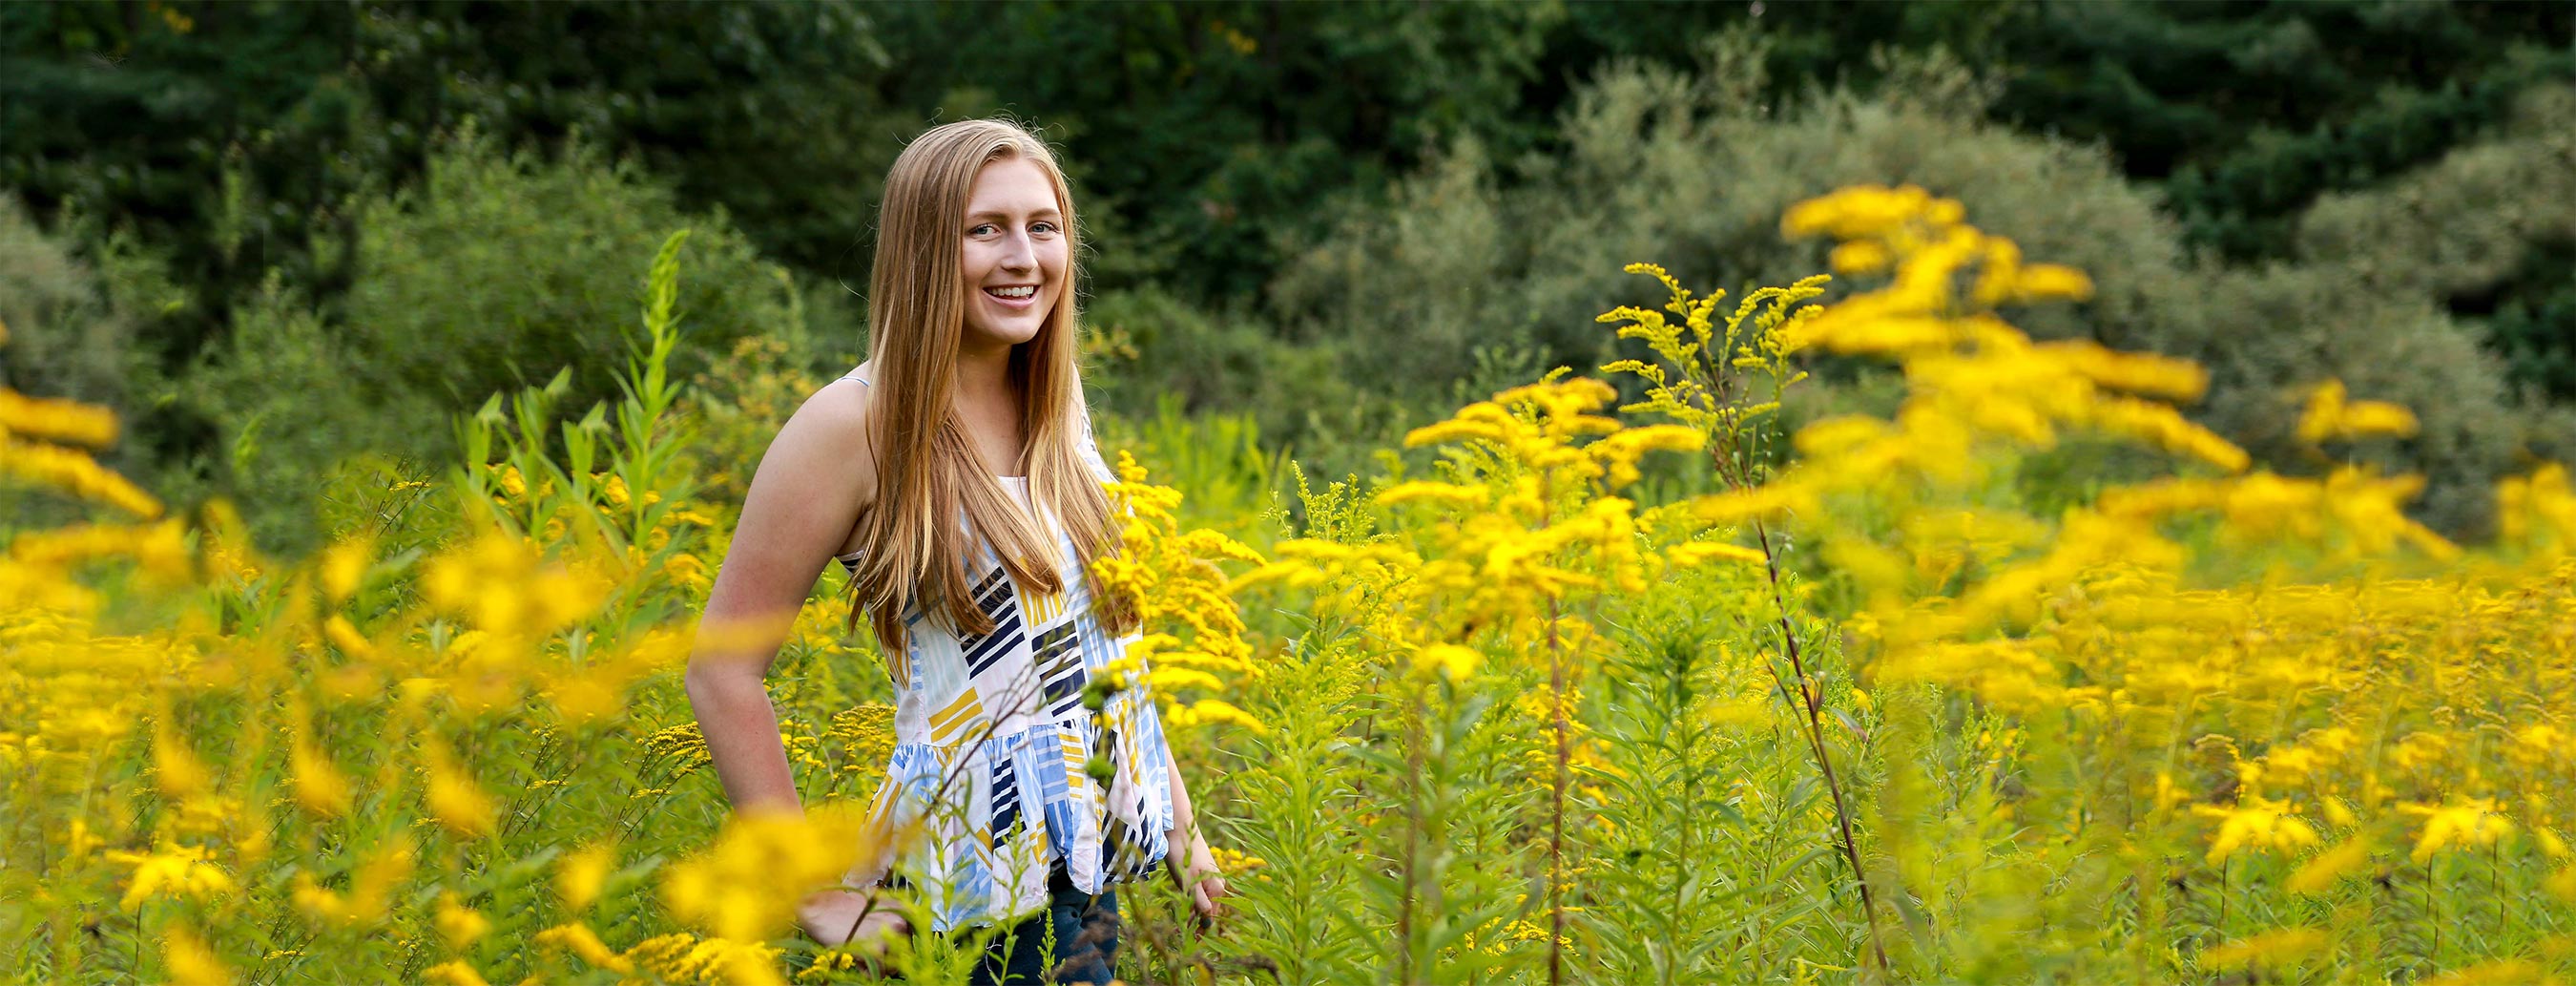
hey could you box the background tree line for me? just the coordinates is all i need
[2,0,2569,547]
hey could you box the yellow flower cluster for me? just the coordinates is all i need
[0,384,159,518]
[1091,451,1269,731]
[1239,375,1733,689]
[0,251,786,984]
[1723,184,2576,977]
[659,807,869,944]
[104,840,236,912]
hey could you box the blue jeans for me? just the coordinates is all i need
[966,871,1120,985]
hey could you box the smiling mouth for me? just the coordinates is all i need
[985,285,1038,300]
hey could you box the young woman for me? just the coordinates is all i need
[682,118,1225,984]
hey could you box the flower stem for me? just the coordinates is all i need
[1751,517,1891,978]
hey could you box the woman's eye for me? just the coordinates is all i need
[1030,221,1059,236]
[968,223,999,236]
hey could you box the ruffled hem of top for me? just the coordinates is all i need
[863,713,1173,932]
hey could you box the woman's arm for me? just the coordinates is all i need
[683,379,910,949]
[684,378,879,815]
[1163,736,1227,921]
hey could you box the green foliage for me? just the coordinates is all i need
[348,1,902,277]
[2288,85,2576,406]
[1279,44,2575,533]
[872,1,1568,300]
[0,197,183,530]
[1273,39,2171,446]
[1580,566,1873,983]
[1988,0,2575,262]
[174,128,797,550]
[1083,285,1387,485]
[14,0,2572,514]
[0,0,357,367]
[0,197,138,408]
[2114,85,2576,533]
[0,0,896,367]
[171,276,394,550]
[340,126,791,418]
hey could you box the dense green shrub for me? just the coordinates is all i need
[170,278,394,548]
[0,196,193,531]
[1272,41,2179,425]
[333,126,793,412]
[1273,43,2572,534]
[0,197,177,412]
[2291,85,2576,404]
[1081,285,1392,486]
[176,127,800,549]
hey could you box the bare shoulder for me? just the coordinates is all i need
[758,374,881,516]
[698,372,880,661]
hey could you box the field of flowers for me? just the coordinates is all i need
[7,189,2576,985]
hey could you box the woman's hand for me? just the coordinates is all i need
[1180,844,1230,928]
[798,888,910,952]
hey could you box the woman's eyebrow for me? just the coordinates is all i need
[966,207,1065,222]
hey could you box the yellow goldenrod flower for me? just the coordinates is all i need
[320,536,372,602]
[2296,379,2420,445]
[2197,927,2326,971]
[1410,643,1483,682]
[163,925,232,986]
[1169,698,1268,732]
[105,841,235,912]
[0,389,119,448]
[1376,480,1491,511]
[558,841,616,912]
[421,738,497,841]
[535,922,634,974]
[152,717,213,803]
[2399,797,2512,864]
[290,838,413,929]
[434,892,491,949]
[0,436,162,516]
[2192,795,2321,865]
[628,934,784,986]
[1665,541,1767,567]
[2286,838,2371,894]
[287,703,352,819]
[661,807,869,942]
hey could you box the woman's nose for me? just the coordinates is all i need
[1000,232,1036,272]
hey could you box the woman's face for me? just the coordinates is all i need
[958,157,1070,352]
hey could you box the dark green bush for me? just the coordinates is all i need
[177,127,798,550]
[1081,284,1387,483]
[1272,41,2573,534]
[0,196,177,413]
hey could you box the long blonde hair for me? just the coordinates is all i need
[847,118,1133,659]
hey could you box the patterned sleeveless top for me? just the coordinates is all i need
[833,370,1172,933]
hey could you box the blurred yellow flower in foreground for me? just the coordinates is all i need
[662,807,870,944]
[290,838,414,929]
[2298,379,2420,444]
[163,925,231,986]
[434,892,491,949]
[558,840,617,912]
[2286,838,2372,895]
[2400,797,2513,864]
[421,530,610,640]
[422,737,498,840]
[105,841,235,912]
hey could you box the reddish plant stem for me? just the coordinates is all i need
[1548,596,1569,986]
[1751,516,1891,978]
